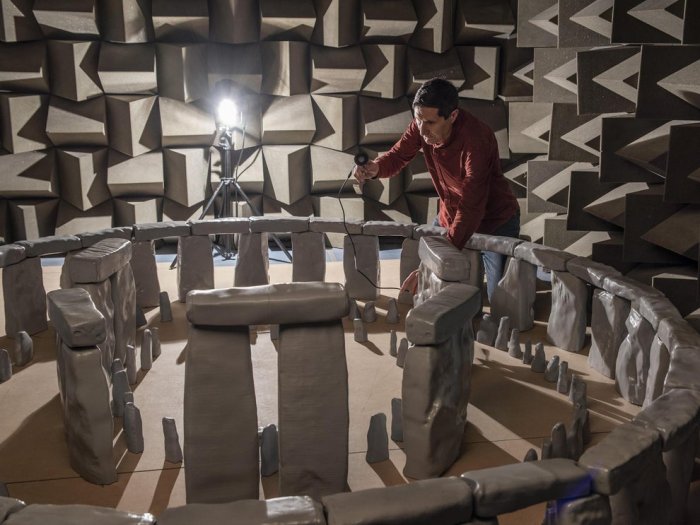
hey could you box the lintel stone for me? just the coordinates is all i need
[418,236,474,282]
[69,239,132,284]
[513,242,575,272]
[465,234,523,256]
[16,235,82,257]
[47,288,106,348]
[133,221,191,241]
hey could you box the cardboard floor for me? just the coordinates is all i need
[0,257,692,524]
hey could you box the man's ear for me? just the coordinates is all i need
[449,109,458,123]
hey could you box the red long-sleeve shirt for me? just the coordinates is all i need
[375,108,519,250]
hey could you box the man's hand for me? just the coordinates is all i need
[400,269,419,296]
[352,161,379,191]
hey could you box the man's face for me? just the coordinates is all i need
[414,105,457,146]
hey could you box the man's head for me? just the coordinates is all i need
[412,78,459,146]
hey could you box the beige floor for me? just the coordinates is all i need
[0,258,651,523]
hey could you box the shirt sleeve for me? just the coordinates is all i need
[447,132,499,250]
[374,120,422,179]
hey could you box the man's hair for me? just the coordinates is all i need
[412,78,459,119]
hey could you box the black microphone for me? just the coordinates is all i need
[354,152,369,166]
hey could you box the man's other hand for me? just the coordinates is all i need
[352,161,379,190]
[400,269,419,296]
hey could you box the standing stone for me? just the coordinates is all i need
[557,361,570,394]
[135,305,147,327]
[541,440,552,460]
[551,422,569,459]
[389,330,397,357]
[141,329,153,370]
[507,329,522,359]
[615,308,655,405]
[291,231,326,282]
[390,398,402,442]
[125,344,137,385]
[493,316,510,351]
[567,416,584,461]
[123,392,134,406]
[3,257,48,336]
[523,449,538,462]
[363,301,377,323]
[0,349,12,382]
[163,417,183,463]
[531,342,547,372]
[348,299,359,320]
[544,355,560,383]
[123,402,144,453]
[476,313,497,345]
[177,235,214,301]
[0,481,7,497]
[131,240,161,307]
[558,494,612,525]
[589,289,630,378]
[111,358,124,375]
[569,374,587,408]
[366,413,389,463]
[234,232,270,287]
[151,326,161,359]
[260,424,279,477]
[353,318,367,343]
[111,369,130,417]
[159,291,173,322]
[111,264,137,365]
[13,331,33,366]
[343,234,380,300]
[522,340,533,364]
[547,270,588,352]
[386,298,399,324]
[397,338,408,368]
[270,325,279,340]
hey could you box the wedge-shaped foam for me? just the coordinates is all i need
[156,43,208,103]
[48,40,102,102]
[56,147,110,211]
[151,0,208,41]
[46,96,107,147]
[33,0,99,38]
[0,149,58,198]
[0,93,49,153]
[105,95,160,157]
[98,43,157,94]
[0,41,48,92]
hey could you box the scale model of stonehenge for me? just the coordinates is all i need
[0,217,699,524]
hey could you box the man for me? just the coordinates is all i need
[353,78,520,301]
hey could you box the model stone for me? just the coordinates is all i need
[396,338,408,368]
[507,329,522,358]
[0,349,11,382]
[523,449,538,462]
[493,316,510,351]
[569,375,587,407]
[362,301,377,323]
[366,413,389,464]
[531,342,547,373]
[111,358,124,375]
[126,344,137,385]
[476,313,496,345]
[522,340,533,365]
[111,369,130,418]
[544,355,560,383]
[353,318,368,343]
[389,330,397,357]
[349,298,359,320]
[163,417,183,464]
[261,424,279,477]
[136,306,147,327]
[13,331,33,366]
[557,361,570,394]
[141,329,153,371]
[390,398,403,442]
[616,308,655,406]
[159,291,173,322]
[124,402,144,454]
[541,441,552,460]
[567,417,583,461]
[151,326,162,359]
[551,422,568,459]
[386,298,399,324]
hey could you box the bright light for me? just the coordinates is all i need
[217,99,239,128]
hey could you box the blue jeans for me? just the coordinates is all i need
[433,211,521,302]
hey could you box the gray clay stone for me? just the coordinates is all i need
[349,299,359,320]
[524,448,538,462]
[123,392,134,405]
[551,422,569,459]
[135,305,147,327]
[0,349,11,382]
[111,369,130,418]
[508,329,522,358]
[545,355,560,383]
[397,338,408,368]
[494,316,510,351]
[270,324,279,340]
[366,413,389,463]
[569,375,587,409]
[124,402,144,453]
[522,340,533,364]
[141,329,153,370]
[557,361,570,394]
[541,440,552,460]
[343,234,380,300]
[163,417,183,463]
[391,398,402,442]
[13,331,33,366]
[386,298,399,324]
[111,358,124,376]
[567,416,584,461]
[363,301,377,323]
[476,313,497,346]
[353,318,368,343]
[531,342,547,373]
[261,423,279,477]
[159,291,173,322]
[126,344,137,385]
[558,494,612,525]
[151,326,161,359]
[0,481,8,497]
[389,330,397,357]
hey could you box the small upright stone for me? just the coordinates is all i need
[573,403,592,445]
[363,301,377,323]
[111,358,124,376]
[151,326,161,359]
[523,448,538,462]
[385,298,399,324]
[159,291,173,322]
[531,342,547,373]
[507,329,522,359]
[0,481,8,496]
[111,369,130,417]
[476,313,497,345]
[544,355,560,382]
[353,318,368,343]
[0,349,12,382]
[123,392,134,405]
[13,331,33,366]
[349,298,359,320]
[567,416,584,460]
[494,316,510,350]
[551,422,569,459]
[260,423,279,477]
[569,374,587,408]
[270,324,279,340]
[162,417,183,463]
[125,344,137,385]
[541,440,552,460]
[124,402,144,453]
[557,361,570,394]
[389,330,397,357]
[141,329,153,370]
[390,397,403,442]
[397,338,408,368]
[135,305,147,327]
[366,413,389,463]
[522,340,533,364]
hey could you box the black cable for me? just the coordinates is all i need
[337,167,401,292]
